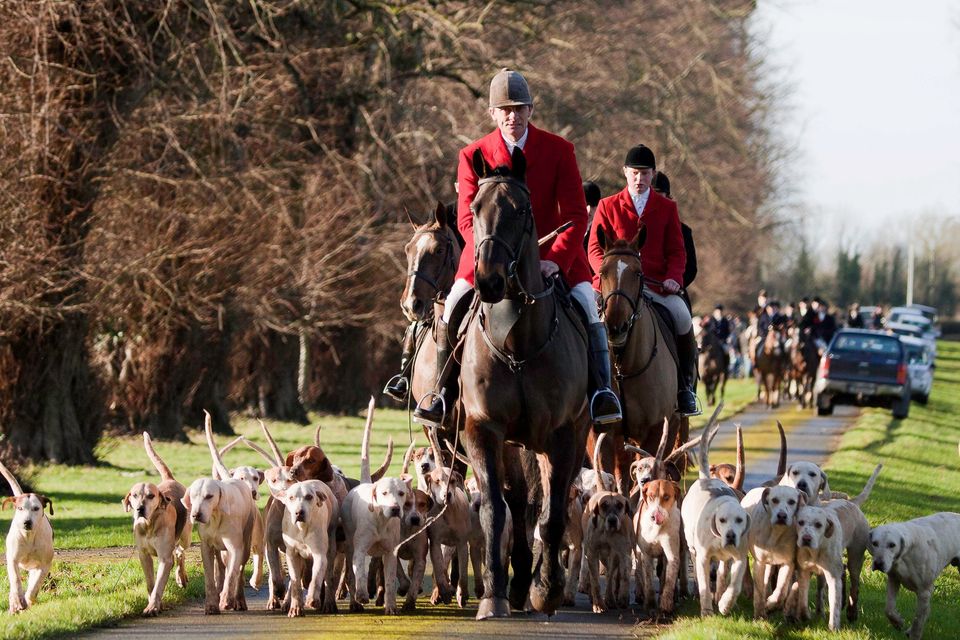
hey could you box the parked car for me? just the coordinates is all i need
[859,305,882,328]
[889,306,941,338]
[885,320,937,359]
[900,335,933,405]
[813,329,910,419]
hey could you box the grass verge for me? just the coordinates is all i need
[659,340,960,639]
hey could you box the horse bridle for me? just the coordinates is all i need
[472,175,552,306]
[600,248,646,341]
[407,226,456,304]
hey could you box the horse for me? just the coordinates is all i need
[789,328,820,409]
[400,202,462,441]
[593,228,682,495]
[698,320,729,407]
[458,147,589,619]
[755,326,788,408]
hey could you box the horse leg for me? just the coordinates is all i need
[529,421,581,616]
[504,446,533,611]
[464,420,511,620]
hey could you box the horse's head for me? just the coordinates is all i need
[401,202,459,322]
[471,147,533,303]
[597,225,647,347]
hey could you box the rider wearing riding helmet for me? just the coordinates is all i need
[587,144,700,416]
[413,68,622,428]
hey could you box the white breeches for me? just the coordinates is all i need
[643,289,693,334]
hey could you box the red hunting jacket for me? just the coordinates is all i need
[455,124,592,286]
[587,187,686,295]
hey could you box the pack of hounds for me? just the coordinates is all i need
[2,402,959,640]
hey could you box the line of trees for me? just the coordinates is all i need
[1,0,782,463]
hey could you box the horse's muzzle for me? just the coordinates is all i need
[476,272,506,303]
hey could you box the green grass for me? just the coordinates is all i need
[693,376,757,429]
[659,340,960,639]
[0,559,206,639]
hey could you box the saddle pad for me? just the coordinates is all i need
[646,297,680,367]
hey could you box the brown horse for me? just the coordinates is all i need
[789,329,820,409]
[400,203,462,438]
[593,229,681,494]
[755,327,788,408]
[698,321,729,407]
[459,148,589,619]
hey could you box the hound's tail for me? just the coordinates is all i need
[360,396,375,484]
[733,423,745,491]
[696,403,724,479]
[143,432,175,483]
[852,464,883,507]
[0,459,24,497]
[775,421,788,479]
[592,432,609,493]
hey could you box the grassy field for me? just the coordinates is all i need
[661,340,960,639]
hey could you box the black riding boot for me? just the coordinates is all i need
[587,322,623,429]
[383,321,419,402]
[677,329,701,416]
[413,320,452,427]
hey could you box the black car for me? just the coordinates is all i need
[813,329,911,419]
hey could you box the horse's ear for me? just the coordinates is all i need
[630,225,647,252]
[510,146,526,182]
[596,225,607,252]
[434,201,446,227]
[472,148,490,179]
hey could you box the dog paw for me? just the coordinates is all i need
[591,602,607,614]
[402,598,417,612]
[288,602,303,618]
[142,603,161,617]
[383,603,398,615]
[204,603,221,615]
[457,589,468,609]
[355,589,370,605]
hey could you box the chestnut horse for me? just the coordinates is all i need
[459,148,589,619]
[593,228,682,494]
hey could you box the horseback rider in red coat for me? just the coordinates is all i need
[587,145,701,416]
[412,68,622,428]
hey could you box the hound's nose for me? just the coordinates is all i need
[797,481,808,492]
[775,512,787,524]
[410,515,421,526]
[725,532,737,546]
[387,507,401,518]
[801,535,813,546]
[606,516,619,530]
[420,463,430,472]
[872,561,884,571]
[23,521,32,531]
[137,507,146,517]
[296,510,306,522]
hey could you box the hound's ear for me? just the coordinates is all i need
[400,474,413,488]
[368,484,378,512]
[709,464,718,477]
[510,146,526,182]
[472,149,490,179]
[797,491,807,509]
[425,494,435,511]
[710,513,722,539]
[256,471,265,486]
[596,225,607,252]
[819,470,830,497]
[181,494,191,510]
[122,493,132,513]
[451,470,465,489]
[284,453,295,467]
[435,201,447,227]
[670,480,682,497]
[41,495,53,515]
[2,496,16,510]
[761,487,771,510]
[743,513,751,531]
[630,225,647,252]
[313,489,326,505]
[665,462,682,483]
[825,518,835,539]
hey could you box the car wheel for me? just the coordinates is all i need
[892,393,910,419]
[816,394,833,416]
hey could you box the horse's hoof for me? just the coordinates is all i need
[476,597,511,620]
[529,578,563,615]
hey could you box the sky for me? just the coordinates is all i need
[753,0,960,243]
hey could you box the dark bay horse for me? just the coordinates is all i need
[459,148,589,619]
[400,203,462,439]
[698,320,729,407]
[789,329,820,409]
[593,228,681,494]
[755,327,788,408]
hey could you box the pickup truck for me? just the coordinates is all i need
[813,329,911,419]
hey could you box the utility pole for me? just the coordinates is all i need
[906,240,914,306]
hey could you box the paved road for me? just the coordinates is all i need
[82,402,859,640]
